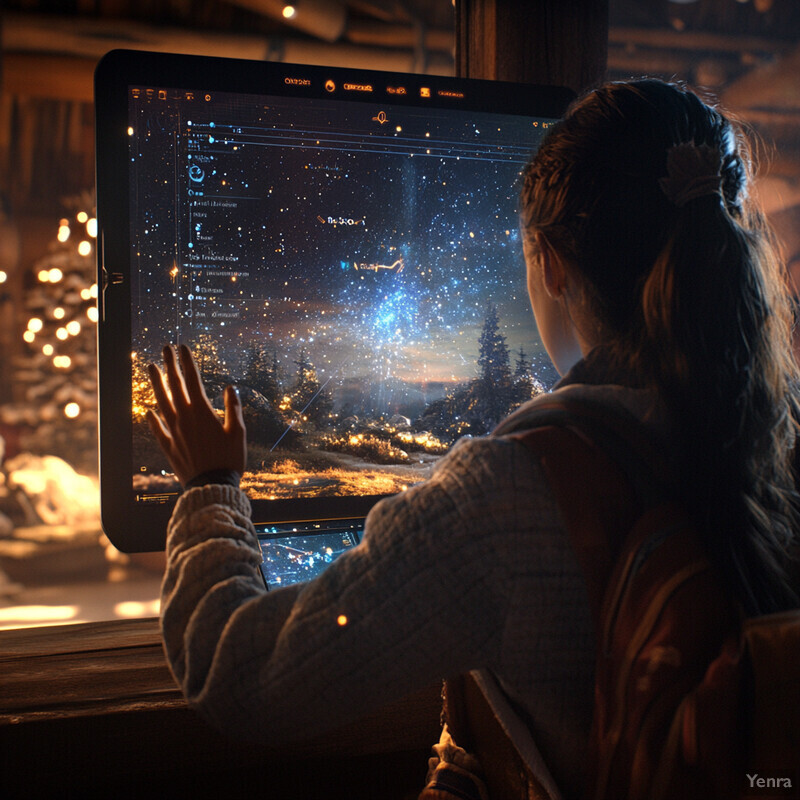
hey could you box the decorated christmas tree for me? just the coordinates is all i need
[1,194,99,473]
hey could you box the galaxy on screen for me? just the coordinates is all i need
[95,49,573,552]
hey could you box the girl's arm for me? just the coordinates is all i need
[159,436,521,744]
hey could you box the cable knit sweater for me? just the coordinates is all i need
[160,370,664,799]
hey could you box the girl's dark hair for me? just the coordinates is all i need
[521,79,799,615]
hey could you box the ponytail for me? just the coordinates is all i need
[641,192,799,614]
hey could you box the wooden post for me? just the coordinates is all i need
[455,0,609,94]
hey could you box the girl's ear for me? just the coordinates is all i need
[535,232,568,299]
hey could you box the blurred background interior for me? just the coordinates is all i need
[1,0,799,629]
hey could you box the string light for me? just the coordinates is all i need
[282,5,297,19]
[16,207,98,444]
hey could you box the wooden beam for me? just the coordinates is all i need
[609,26,786,57]
[2,54,96,104]
[455,0,609,93]
[2,11,276,62]
[346,20,454,53]
[722,42,800,113]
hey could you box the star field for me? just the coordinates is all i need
[129,89,554,411]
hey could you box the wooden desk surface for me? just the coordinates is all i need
[0,617,441,799]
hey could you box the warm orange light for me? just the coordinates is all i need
[0,605,79,630]
[114,600,160,618]
[337,614,348,627]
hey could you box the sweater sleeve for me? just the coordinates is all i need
[160,434,548,744]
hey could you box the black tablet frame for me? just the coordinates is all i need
[95,49,574,552]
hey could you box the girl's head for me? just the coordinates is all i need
[520,79,755,365]
[521,80,799,614]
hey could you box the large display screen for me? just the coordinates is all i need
[96,50,572,550]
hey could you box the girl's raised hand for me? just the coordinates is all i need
[146,344,247,486]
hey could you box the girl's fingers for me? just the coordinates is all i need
[163,345,189,410]
[178,344,208,406]
[145,408,171,451]
[223,385,244,434]
[148,362,176,428]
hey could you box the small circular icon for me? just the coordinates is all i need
[189,165,205,182]
[325,80,336,93]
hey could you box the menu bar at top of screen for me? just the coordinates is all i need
[128,66,551,109]
[130,78,466,103]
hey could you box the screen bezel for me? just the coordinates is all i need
[95,49,574,552]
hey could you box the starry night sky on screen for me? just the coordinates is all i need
[129,87,554,397]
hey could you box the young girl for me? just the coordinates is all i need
[148,79,799,798]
